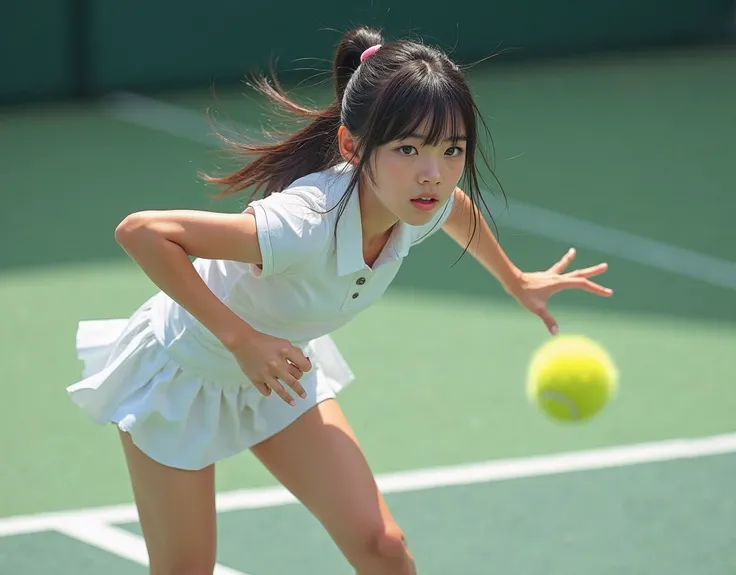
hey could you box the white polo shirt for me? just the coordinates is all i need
[151,162,454,382]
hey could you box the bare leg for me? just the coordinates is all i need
[119,430,217,575]
[251,399,415,575]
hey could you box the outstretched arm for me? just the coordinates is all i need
[441,188,612,334]
[441,187,524,293]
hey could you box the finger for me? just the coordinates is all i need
[285,348,312,373]
[566,262,608,278]
[584,280,613,296]
[536,306,559,335]
[548,247,576,274]
[279,370,307,400]
[252,380,272,397]
[267,376,296,406]
[286,363,304,381]
[564,277,613,296]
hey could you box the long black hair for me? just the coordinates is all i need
[202,25,502,247]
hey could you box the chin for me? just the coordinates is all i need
[400,209,438,227]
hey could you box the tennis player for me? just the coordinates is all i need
[68,25,611,575]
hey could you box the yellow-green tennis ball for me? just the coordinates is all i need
[526,335,618,422]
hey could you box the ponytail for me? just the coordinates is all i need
[202,26,385,200]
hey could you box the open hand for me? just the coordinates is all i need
[509,247,612,335]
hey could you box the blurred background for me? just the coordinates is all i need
[2,1,736,574]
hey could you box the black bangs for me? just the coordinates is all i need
[363,62,475,150]
[320,33,502,255]
[205,25,503,261]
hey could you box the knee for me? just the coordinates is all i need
[367,523,414,565]
[341,520,415,573]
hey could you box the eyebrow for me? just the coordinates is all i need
[406,133,468,142]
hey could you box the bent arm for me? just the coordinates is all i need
[441,188,523,294]
[114,208,261,349]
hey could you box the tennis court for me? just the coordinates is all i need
[1,45,735,574]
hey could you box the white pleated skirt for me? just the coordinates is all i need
[66,295,355,470]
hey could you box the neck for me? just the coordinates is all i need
[357,178,398,244]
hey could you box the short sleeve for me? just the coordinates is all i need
[248,187,329,277]
[409,190,455,246]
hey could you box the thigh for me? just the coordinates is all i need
[250,399,409,569]
[119,430,217,574]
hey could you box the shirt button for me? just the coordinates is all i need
[352,293,360,299]
[356,277,366,285]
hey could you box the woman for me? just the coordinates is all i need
[68,25,611,575]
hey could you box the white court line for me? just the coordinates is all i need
[3,432,736,537]
[103,91,736,291]
[54,519,249,575]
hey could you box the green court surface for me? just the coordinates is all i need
[2,45,736,573]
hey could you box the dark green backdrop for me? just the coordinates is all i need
[2,0,734,104]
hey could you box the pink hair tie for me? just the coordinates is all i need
[360,44,382,62]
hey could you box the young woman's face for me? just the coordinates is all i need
[369,121,466,226]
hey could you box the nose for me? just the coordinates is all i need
[419,159,441,185]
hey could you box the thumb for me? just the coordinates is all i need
[537,307,559,335]
[286,346,312,373]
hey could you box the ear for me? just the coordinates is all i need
[337,126,361,166]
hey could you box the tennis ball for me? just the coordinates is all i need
[526,334,618,422]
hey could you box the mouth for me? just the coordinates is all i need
[410,195,439,211]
